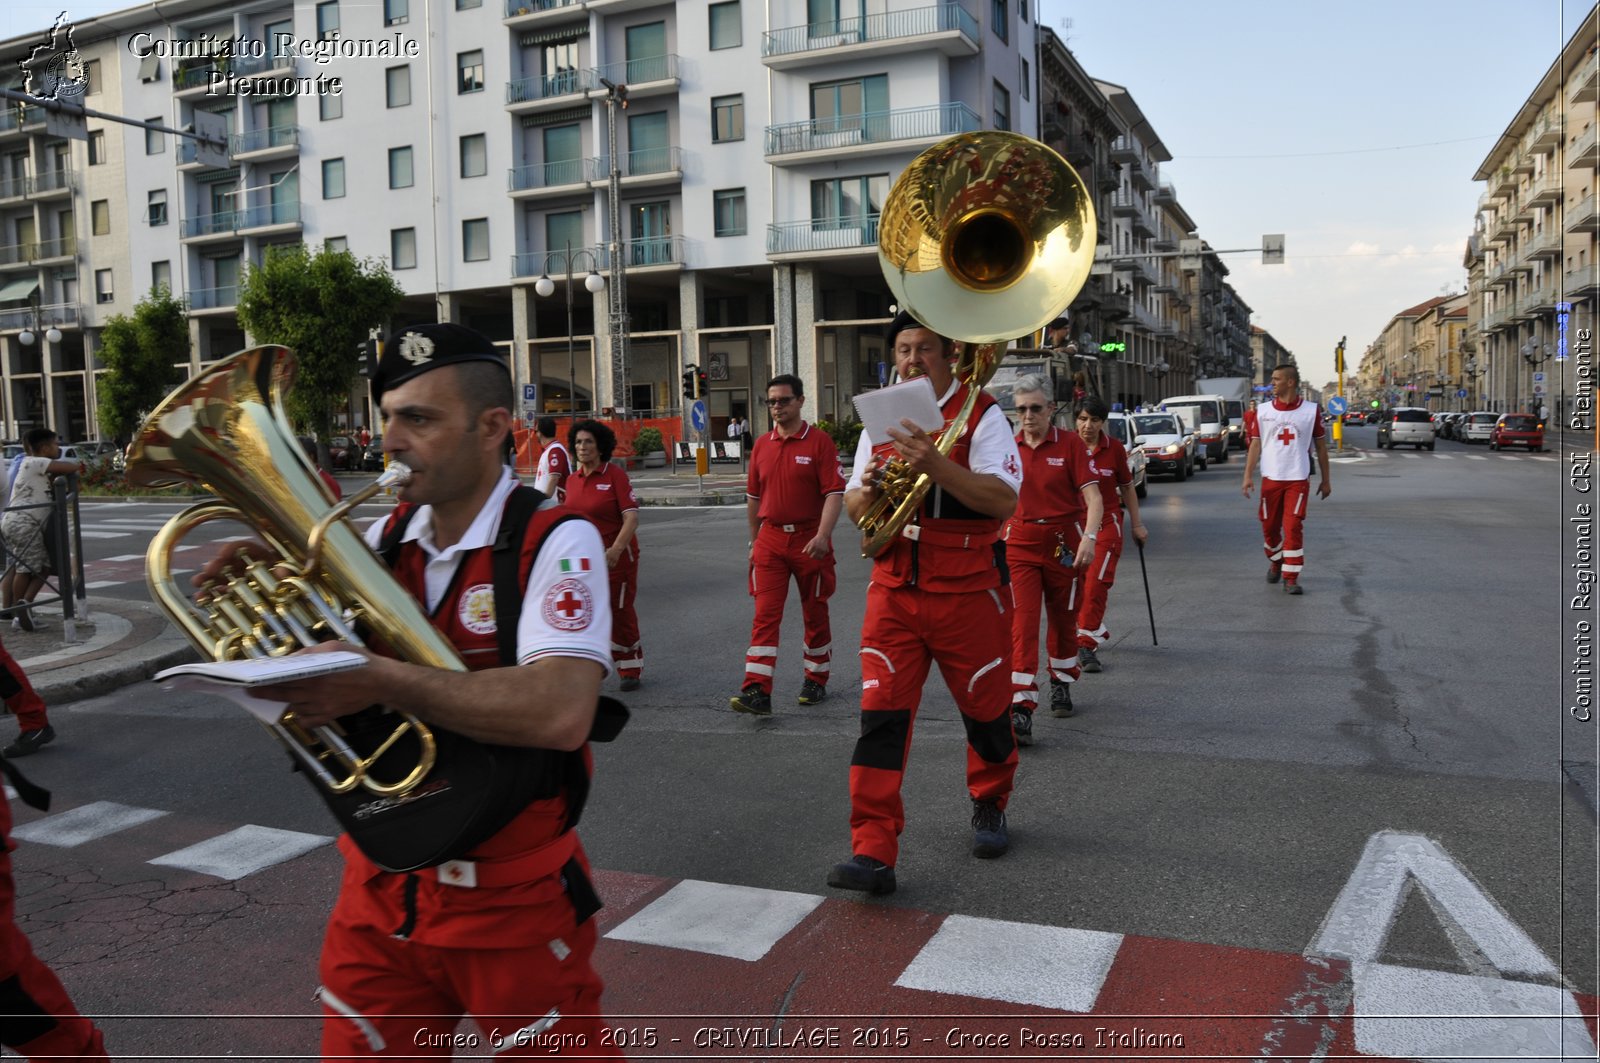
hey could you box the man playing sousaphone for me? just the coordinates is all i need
[193,324,625,1058]
[830,311,1024,896]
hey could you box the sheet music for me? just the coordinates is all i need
[852,376,944,443]
[155,651,369,724]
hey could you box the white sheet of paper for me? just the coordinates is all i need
[852,376,945,444]
[154,651,369,725]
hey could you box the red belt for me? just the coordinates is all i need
[420,832,578,889]
[902,524,999,548]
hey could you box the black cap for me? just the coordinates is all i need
[885,309,935,345]
[372,322,507,402]
[1046,316,1069,331]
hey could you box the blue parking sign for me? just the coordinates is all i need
[522,384,537,404]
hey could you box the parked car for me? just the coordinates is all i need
[1459,410,1499,444]
[327,435,354,471]
[360,435,385,471]
[1490,413,1545,451]
[71,440,121,470]
[1130,411,1197,481]
[1103,412,1149,499]
[1377,407,1435,450]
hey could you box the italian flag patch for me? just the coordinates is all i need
[558,557,592,573]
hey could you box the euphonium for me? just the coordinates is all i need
[859,130,1099,557]
[126,345,459,799]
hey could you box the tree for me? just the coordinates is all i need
[96,285,189,443]
[234,244,404,437]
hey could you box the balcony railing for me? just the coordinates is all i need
[506,69,590,104]
[586,146,682,180]
[0,303,76,331]
[589,53,679,86]
[765,102,979,156]
[0,236,77,265]
[504,0,582,16]
[512,238,684,276]
[600,235,685,268]
[0,104,45,134]
[767,216,880,255]
[4,169,75,197]
[1570,124,1599,168]
[1567,193,1598,233]
[513,247,601,278]
[186,285,238,310]
[231,52,297,78]
[763,2,977,59]
[1565,268,1600,295]
[508,159,586,192]
[1570,52,1599,103]
[183,201,300,236]
[230,125,299,154]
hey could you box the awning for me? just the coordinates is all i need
[0,277,39,303]
[519,26,587,47]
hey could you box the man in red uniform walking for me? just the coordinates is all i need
[829,312,1022,896]
[1004,376,1102,740]
[1073,396,1148,674]
[732,374,845,715]
[532,417,570,502]
[234,323,624,1058]
[1241,363,1330,594]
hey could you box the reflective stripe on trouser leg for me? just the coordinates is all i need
[1007,550,1047,709]
[1278,479,1310,579]
[798,549,835,686]
[1076,530,1121,651]
[745,536,789,692]
[610,554,642,678]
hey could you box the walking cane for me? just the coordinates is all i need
[1136,539,1157,646]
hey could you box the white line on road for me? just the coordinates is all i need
[148,824,332,880]
[605,879,824,962]
[11,801,168,847]
[896,914,1124,1013]
[102,554,146,562]
[76,531,133,539]
[83,580,125,589]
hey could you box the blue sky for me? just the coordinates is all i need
[4,1,1595,385]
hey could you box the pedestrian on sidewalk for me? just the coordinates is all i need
[565,419,643,691]
[731,374,844,716]
[828,311,1022,897]
[1071,396,1148,674]
[1241,363,1330,595]
[1003,376,1102,740]
[1,431,81,633]
[532,417,570,502]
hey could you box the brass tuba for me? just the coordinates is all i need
[126,345,458,799]
[858,130,1098,556]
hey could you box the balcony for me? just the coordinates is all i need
[588,54,679,99]
[505,70,591,112]
[508,159,588,198]
[767,216,880,259]
[1570,124,1599,170]
[1490,165,1516,199]
[763,3,979,69]
[1153,181,1177,206]
[1567,193,1600,233]
[231,124,298,161]
[1570,52,1598,104]
[764,102,979,162]
[585,146,683,186]
[0,302,76,332]
[1129,159,1152,192]
[1526,168,1563,206]
[503,0,586,28]
[175,52,297,96]
[1523,228,1564,261]
[182,201,301,240]
[1110,191,1141,216]
[186,285,238,312]
[513,247,594,279]
[1530,113,1564,153]
[598,235,685,269]
[0,236,76,267]
[0,104,45,138]
[1523,281,1560,317]
[1565,267,1600,299]
[1110,135,1140,165]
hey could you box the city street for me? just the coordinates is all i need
[7,430,1594,1059]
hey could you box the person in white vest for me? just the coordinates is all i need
[1240,363,1331,595]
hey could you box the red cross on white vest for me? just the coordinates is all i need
[1276,426,1297,446]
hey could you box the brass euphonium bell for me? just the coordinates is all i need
[859,130,1099,556]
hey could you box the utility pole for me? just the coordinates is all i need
[1334,335,1347,452]
[600,78,629,419]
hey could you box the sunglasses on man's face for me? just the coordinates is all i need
[765,396,797,407]
[1016,404,1050,414]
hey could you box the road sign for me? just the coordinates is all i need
[876,360,888,386]
[1261,233,1285,265]
[522,384,537,403]
[690,400,707,432]
[1327,396,1348,415]
[1533,372,1546,383]
[191,108,230,168]
[1457,388,1468,398]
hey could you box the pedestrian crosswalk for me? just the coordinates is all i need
[1370,450,1558,461]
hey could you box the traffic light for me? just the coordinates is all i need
[682,364,698,399]
[359,332,381,378]
[696,367,708,398]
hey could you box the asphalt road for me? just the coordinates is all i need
[12,427,1594,1058]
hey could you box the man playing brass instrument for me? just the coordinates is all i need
[198,324,622,1058]
[829,311,1024,896]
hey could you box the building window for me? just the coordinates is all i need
[457,50,484,94]
[460,133,486,178]
[991,0,1007,42]
[811,174,888,226]
[1020,58,1029,100]
[91,199,109,235]
[384,0,408,25]
[386,66,411,108]
[462,218,489,261]
[713,188,746,237]
[95,268,113,303]
[712,94,744,143]
[810,74,887,134]
[993,81,1010,131]
[144,121,164,154]
[325,236,348,253]
[709,1,741,49]
[457,0,483,7]
[323,158,346,198]
[84,59,100,95]
[88,130,105,165]
[151,260,171,293]
[388,147,414,189]
[391,228,416,270]
[147,189,168,226]
[1019,0,1028,19]
[320,92,342,121]
[316,1,339,39]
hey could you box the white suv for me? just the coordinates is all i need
[1103,412,1149,499]
[1377,407,1435,450]
[1459,410,1499,444]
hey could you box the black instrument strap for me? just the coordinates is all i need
[0,756,48,812]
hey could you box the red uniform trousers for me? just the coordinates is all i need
[1258,477,1310,583]
[1006,523,1083,709]
[1076,513,1124,651]
[0,640,46,732]
[318,864,620,1059]
[744,522,835,693]
[850,582,1017,867]
[0,794,108,1062]
[608,552,642,680]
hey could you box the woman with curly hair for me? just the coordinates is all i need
[562,420,643,690]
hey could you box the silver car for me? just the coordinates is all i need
[1103,412,1149,499]
[1377,407,1435,450]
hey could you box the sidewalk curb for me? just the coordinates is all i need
[640,494,745,507]
[35,641,198,705]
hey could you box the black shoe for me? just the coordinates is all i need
[1283,581,1303,596]
[1011,707,1033,746]
[1267,565,1282,584]
[4,725,54,758]
[971,799,1009,858]
[1050,681,1075,718]
[730,684,772,715]
[619,676,641,692]
[1078,647,1102,673]
[827,854,896,894]
[797,679,827,705]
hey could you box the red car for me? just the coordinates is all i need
[1489,413,1544,452]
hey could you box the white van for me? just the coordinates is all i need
[1160,394,1231,462]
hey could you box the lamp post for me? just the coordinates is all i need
[534,242,607,417]
[17,292,62,349]
[1520,337,1552,416]
[1150,358,1169,403]
[599,77,630,417]
[1463,357,1483,410]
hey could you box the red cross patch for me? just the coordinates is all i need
[1275,426,1297,446]
[542,577,594,632]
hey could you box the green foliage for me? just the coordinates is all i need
[815,419,863,456]
[95,286,189,442]
[235,244,404,437]
[633,426,664,454]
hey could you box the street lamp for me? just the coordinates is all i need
[17,293,61,347]
[534,243,607,418]
[599,77,630,416]
[1463,357,1484,409]
[1150,358,1169,402]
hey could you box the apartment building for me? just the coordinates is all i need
[1469,3,1598,420]
[1355,294,1457,408]
[1248,324,1292,390]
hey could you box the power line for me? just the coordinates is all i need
[1182,135,1494,160]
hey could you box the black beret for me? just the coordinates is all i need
[885,309,933,345]
[372,322,506,402]
[1046,316,1069,331]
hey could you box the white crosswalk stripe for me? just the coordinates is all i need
[76,530,133,539]
[83,580,125,589]
[12,801,168,847]
[148,824,332,881]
